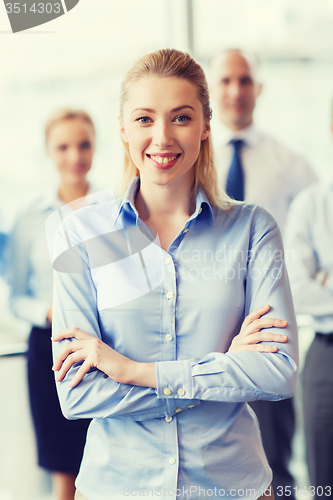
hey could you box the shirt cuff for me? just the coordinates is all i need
[156,359,193,399]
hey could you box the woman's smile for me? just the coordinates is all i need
[147,153,181,169]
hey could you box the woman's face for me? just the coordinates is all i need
[46,118,95,185]
[120,76,210,191]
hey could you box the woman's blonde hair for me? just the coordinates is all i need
[120,48,229,209]
[45,108,96,143]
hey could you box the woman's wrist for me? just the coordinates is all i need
[127,361,157,389]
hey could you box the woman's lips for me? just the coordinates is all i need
[69,164,88,173]
[147,154,181,169]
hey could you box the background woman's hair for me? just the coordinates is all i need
[45,108,96,142]
[120,48,229,209]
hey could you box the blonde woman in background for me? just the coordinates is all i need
[7,109,98,500]
[52,50,298,500]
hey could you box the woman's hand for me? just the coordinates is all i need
[52,328,156,389]
[228,304,288,353]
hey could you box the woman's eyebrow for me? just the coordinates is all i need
[131,108,155,114]
[131,105,196,115]
[171,105,196,113]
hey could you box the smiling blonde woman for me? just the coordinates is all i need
[51,49,298,500]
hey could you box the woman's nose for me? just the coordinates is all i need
[152,122,174,148]
[68,147,82,162]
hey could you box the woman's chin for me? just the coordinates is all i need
[61,172,88,185]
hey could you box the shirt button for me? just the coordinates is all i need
[165,416,173,422]
[177,388,186,396]
[169,457,176,465]
[199,207,202,214]
[165,333,173,342]
[188,404,195,409]
[166,292,173,300]
[175,407,182,413]
[165,257,172,265]
[183,229,189,234]
[163,388,172,396]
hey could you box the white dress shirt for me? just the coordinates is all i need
[285,180,333,333]
[214,123,317,233]
[7,184,102,327]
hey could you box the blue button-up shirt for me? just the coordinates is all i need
[52,177,298,500]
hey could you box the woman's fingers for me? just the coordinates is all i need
[228,334,288,352]
[54,350,86,382]
[244,317,288,335]
[244,332,288,345]
[70,360,94,388]
[241,306,288,334]
[241,304,271,328]
[229,306,289,354]
[51,327,91,343]
[228,332,288,353]
[52,340,85,371]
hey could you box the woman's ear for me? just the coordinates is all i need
[201,122,210,141]
[119,116,128,143]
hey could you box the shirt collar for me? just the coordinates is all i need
[191,185,215,226]
[217,122,262,148]
[113,176,215,228]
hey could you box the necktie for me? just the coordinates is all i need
[226,139,245,201]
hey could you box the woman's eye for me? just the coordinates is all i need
[136,116,152,124]
[58,145,67,151]
[80,141,92,150]
[174,115,190,123]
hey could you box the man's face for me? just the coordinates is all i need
[211,51,262,131]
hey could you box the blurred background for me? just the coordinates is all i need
[0,0,331,498]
